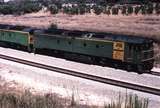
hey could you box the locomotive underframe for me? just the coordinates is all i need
[33,47,154,74]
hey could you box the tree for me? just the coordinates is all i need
[127,6,133,15]
[0,5,14,15]
[121,6,127,15]
[49,4,59,14]
[103,6,111,15]
[155,3,160,15]
[78,4,86,15]
[112,7,119,15]
[63,6,70,14]
[146,3,154,14]
[70,6,79,15]
[134,6,141,15]
[141,5,146,15]
[93,5,103,15]
[85,6,91,13]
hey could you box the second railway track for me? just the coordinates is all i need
[0,54,160,96]
[150,71,160,76]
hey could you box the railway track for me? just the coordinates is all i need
[150,71,160,76]
[0,54,160,96]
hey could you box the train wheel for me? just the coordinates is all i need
[113,63,118,69]
[28,47,32,53]
[127,64,132,72]
[137,65,143,74]
[94,58,100,65]
[33,48,36,54]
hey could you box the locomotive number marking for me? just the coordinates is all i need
[113,42,125,61]
[113,42,124,51]
[113,51,124,61]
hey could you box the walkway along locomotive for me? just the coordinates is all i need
[0,24,154,73]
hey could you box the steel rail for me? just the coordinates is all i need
[0,54,160,96]
[150,71,160,76]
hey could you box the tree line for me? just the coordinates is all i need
[48,2,160,16]
[0,0,160,15]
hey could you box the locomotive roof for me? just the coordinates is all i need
[0,24,153,44]
[41,28,153,44]
[94,32,152,44]
[0,24,36,34]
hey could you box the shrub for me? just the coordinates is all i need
[49,4,59,14]
[70,6,79,15]
[18,0,42,14]
[103,7,111,15]
[155,3,160,15]
[93,5,103,15]
[0,0,42,15]
[146,3,154,15]
[121,6,127,15]
[0,4,14,15]
[141,5,146,15]
[62,6,70,14]
[127,6,133,15]
[85,6,91,13]
[78,5,86,15]
[134,6,141,15]
[112,7,119,15]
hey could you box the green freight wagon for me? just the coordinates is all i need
[0,25,33,51]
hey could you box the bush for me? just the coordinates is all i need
[127,6,133,15]
[112,7,119,15]
[18,0,42,14]
[62,6,70,14]
[0,0,42,15]
[78,5,86,15]
[49,4,59,14]
[155,3,160,15]
[93,5,103,15]
[70,6,79,15]
[121,6,127,15]
[141,5,146,15]
[103,7,111,15]
[146,3,154,14]
[0,4,14,15]
[85,6,91,13]
[134,6,141,15]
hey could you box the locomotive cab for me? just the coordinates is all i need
[126,40,154,73]
[140,41,154,71]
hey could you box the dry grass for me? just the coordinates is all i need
[0,90,149,108]
[0,78,149,108]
